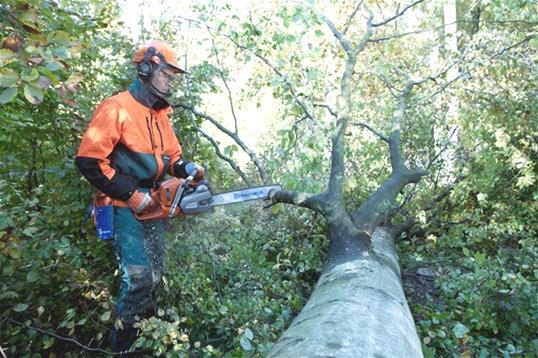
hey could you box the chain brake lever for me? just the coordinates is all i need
[169,170,197,218]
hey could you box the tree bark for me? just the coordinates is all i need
[268,227,422,357]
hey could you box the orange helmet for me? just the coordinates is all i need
[133,39,186,73]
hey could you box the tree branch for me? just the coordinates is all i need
[314,103,338,118]
[1,314,134,355]
[350,121,389,143]
[179,104,267,183]
[394,174,467,237]
[342,0,365,34]
[370,19,536,43]
[372,0,426,27]
[320,8,373,202]
[208,26,240,134]
[184,110,251,186]
[492,33,536,58]
[427,126,458,170]
[270,190,328,214]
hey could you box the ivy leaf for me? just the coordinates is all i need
[0,68,19,87]
[0,87,18,104]
[23,82,44,105]
[42,337,55,349]
[13,303,29,312]
[21,68,40,82]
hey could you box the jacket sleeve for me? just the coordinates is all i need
[75,99,137,201]
[162,117,191,179]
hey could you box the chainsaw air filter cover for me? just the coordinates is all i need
[180,183,213,215]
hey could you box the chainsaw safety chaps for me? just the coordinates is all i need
[112,207,165,325]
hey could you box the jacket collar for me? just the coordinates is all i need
[128,79,170,111]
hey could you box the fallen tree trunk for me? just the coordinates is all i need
[265,3,434,356]
[268,226,422,357]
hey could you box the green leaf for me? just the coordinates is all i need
[51,47,71,60]
[0,87,18,104]
[13,303,29,312]
[39,67,59,85]
[18,10,41,33]
[240,335,252,351]
[2,265,15,277]
[50,31,70,45]
[0,68,19,87]
[244,328,253,340]
[38,75,52,89]
[44,60,64,72]
[100,311,111,321]
[21,68,40,82]
[453,323,470,338]
[0,49,16,61]
[26,271,39,283]
[65,73,83,91]
[23,82,44,105]
[7,245,21,259]
[42,336,55,349]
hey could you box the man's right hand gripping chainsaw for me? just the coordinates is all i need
[135,172,282,221]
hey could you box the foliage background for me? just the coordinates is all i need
[0,0,536,356]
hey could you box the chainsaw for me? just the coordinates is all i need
[135,172,281,221]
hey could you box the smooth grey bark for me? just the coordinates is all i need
[268,227,422,358]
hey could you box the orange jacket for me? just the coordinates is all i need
[76,90,184,201]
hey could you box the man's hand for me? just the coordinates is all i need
[127,191,157,214]
[185,162,205,181]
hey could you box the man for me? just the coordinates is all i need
[76,39,204,352]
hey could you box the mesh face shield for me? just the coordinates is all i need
[148,64,182,99]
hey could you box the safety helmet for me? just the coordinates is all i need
[133,39,187,74]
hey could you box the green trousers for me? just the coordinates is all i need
[111,206,165,351]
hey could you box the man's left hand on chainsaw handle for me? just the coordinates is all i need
[174,160,205,182]
[185,162,205,182]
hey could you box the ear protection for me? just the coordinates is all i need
[137,46,158,79]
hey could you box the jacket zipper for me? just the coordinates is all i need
[156,122,164,150]
[149,111,164,181]
[146,116,155,150]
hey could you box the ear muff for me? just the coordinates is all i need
[137,46,157,79]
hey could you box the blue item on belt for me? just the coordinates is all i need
[95,204,114,240]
